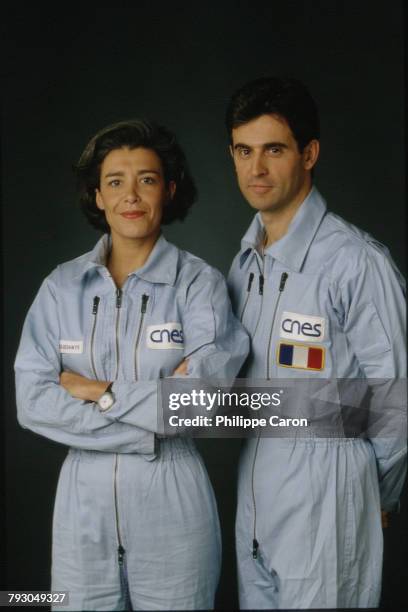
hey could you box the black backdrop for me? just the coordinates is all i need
[2,1,406,609]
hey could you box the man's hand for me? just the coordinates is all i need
[381,511,389,528]
[60,371,109,402]
[173,359,189,376]
[61,360,189,403]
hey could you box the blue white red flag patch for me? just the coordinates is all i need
[277,342,325,371]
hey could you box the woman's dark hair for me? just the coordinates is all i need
[75,119,197,232]
[225,77,320,152]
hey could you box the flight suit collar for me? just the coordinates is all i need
[239,186,327,272]
[77,233,179,285]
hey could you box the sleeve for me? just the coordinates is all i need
[227,252,245,314]
[14,277,154,454]
[340,244,407,510]
[103,271,250,432]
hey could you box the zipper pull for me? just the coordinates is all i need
[116,288,122,308]
[92,296,100,315]
[259,274,264,295]
[279,272,288,292]
[252,538,259,559]
[141,294,149,313]
[117,545,125,565]
[247,272,254,293]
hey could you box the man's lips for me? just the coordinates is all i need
[248,185,274,194]
[120,211,146,219]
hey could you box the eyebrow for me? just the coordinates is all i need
[233,142,288,150]
[103,169,161,178]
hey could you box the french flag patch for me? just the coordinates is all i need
[278,342,325,371]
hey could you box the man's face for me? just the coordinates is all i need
[95,147,175,243]
[230,114,317,214]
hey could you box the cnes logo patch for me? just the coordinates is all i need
[146,323,184,349]
[280,311,325,343]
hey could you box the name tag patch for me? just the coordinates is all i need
[278,342,325,371]
[146,323,184,349]
[59,340,83,354]
[280,311,325,343]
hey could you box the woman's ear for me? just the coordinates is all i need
[168,180,176,200]
[95,189,105,210]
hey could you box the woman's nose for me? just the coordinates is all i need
[125,184,141,203]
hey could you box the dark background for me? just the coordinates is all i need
[2,1,406,609]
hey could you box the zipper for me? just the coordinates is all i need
[90,297,100,379]
[111,286,130,605]
[113,454,124,550]
[113,291,149,608]
[252,257,266,338]
[114,288,122,380]
[259,274,264,295]
[266,272,288,379]
[251,271,289,559]
[240,273,254,323]
[134,294,149,380]
[113,455,131,607]
[113,287,124,550]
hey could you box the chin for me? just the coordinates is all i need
[247,199,279,212]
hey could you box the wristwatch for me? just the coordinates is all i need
[97,382,115,412]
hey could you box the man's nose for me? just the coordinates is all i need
[250,153,267,176]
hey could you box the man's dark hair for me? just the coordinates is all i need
[75,119,197,232]
[225,77,320,151]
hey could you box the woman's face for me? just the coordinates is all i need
[95,147,175,243]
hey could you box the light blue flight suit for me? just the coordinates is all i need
[228,187,406,609]
[15,234,249,611]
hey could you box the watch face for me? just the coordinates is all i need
[99,392,114,411]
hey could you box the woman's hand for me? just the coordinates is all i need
[173,359,189,376]
[60,371,109,402]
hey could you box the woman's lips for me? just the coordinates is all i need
[120,211,146,219]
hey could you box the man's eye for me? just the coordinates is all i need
[267,147,281,155]
[238,148,250,158]
[108,179,121,187]
[141,176,156,184]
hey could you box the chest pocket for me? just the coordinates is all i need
[137,285,185,377]
[272,272,332,376]
[139,321,184,378]
[58,295,99,377]
[239,271,263,334]
[59,339,90,374]
[146,322,184,350]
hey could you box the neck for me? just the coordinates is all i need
[261,182,312,248]
[108,231,160,287]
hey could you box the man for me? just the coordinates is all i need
[226,77,406,609]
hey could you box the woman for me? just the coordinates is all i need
[15,119,249,611]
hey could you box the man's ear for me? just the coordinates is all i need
[95,190,105,210]
[303,139,320,170]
